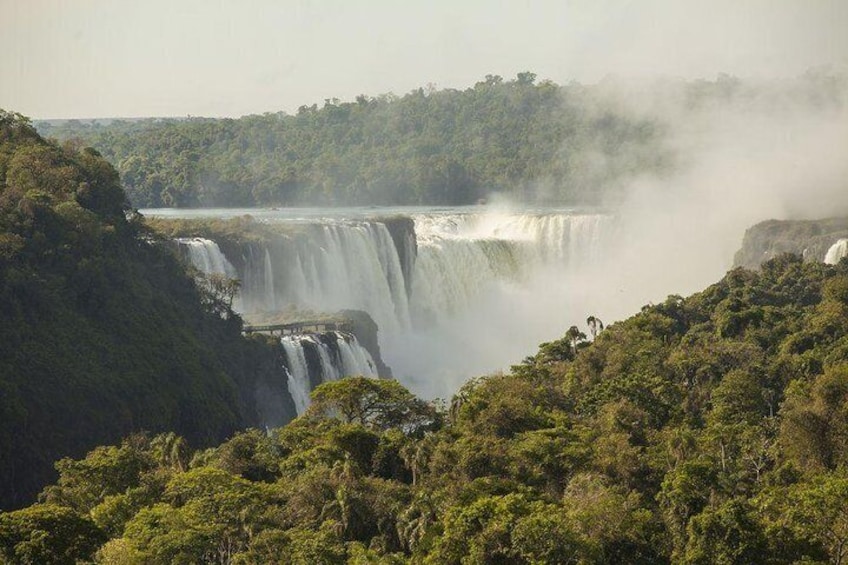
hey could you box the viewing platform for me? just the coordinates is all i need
[243,320,354,336]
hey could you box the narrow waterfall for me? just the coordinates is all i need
[280,331,379,415]
[825,239,848,265]
[176,237,237,277]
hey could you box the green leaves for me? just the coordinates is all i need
[307,377,439,433]
[0,504,105,565]
[33,75,672,208]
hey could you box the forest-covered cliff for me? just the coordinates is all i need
[35,72,845,211]
[4,252,848,564]
[36,73,676,208]
[0,111,288,510]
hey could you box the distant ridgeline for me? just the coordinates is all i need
[33,73,677,208]
[0,111,307,509]
[734,217,848,269]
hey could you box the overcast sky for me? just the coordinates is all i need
[1,0,846,119]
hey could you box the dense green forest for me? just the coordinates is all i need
[35,71,846,210]
[36,71,846,210]
[36,73,678,208]
[4,252,848,564]
[0,111,289,511]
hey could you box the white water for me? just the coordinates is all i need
[235,222,411,333]
[176,237,237,278]
[409,212,610,326]
[279,337,312,415]
[279,331,378,415]
[825,239,848,265]
[151,207,615,399]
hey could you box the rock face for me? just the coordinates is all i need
[734,218,848,269]
[250,310,393,422]
[245,335,299,430]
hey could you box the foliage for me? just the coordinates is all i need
[0,110,285,510]
[3,127,848,563]
[35,73,674,208]
[307,377,440,433]
[0,503,105,564]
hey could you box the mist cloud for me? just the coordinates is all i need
[594,72,848,315]
[392,71,848,398]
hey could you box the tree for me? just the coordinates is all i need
[0,504,105,565]
[40,438,155,513]
[758,473,848,565]
[565,325,587,355]
[658,460,717,560]
[683,498,768,565]
[198,272,242,319]
[780,365,848,472]
[307,377,438,433]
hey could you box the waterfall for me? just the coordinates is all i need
[279,331,379,415]
[161,208,616,400]
[408,212,612,326]
[176,237,237,278]
[173,211,612,332]
[825,239,848,265]
[230,222,411,332]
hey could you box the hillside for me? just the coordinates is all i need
[35,73,672,208]
[0,111,287,510]
[4,252,848,564]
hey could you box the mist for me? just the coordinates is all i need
[388,71,848,399]
[600,71,848,309]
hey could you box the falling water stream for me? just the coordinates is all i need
[161,206,614,401]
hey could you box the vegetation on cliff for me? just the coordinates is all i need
[36,73,674,208]
[6,252,848,564]
[0,110,284,511]
[36,71,845,211]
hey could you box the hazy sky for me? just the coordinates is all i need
[1,0,846,118]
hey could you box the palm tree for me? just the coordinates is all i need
[586,315,604,340]
[565,325,587,355]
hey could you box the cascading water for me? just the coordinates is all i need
[825,239,848,265]
[176,237,237,278]
[381,210,614,397]
[408,212,611,325]
[174,211,611,333]
[155,207,615,399]
[415,211,609,266]
[236,222,411,332]
[279,331,378,415]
